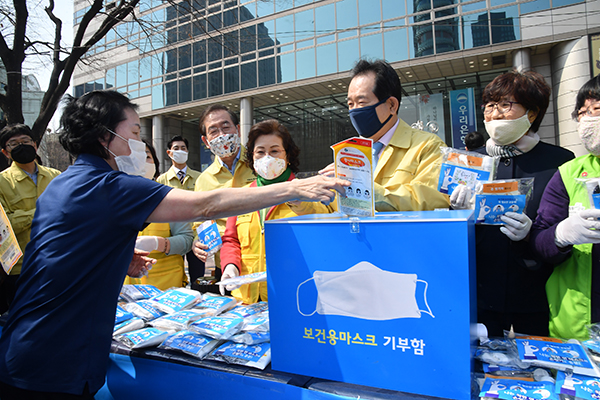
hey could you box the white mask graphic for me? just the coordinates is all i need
[297,261,434,320]
[209,133,240,158]
[254,155,287,180]
[578,115,600,156]
[106,129,148,176]
[144,162,156,180]
[170,149,188,164]
[484,112,531,145]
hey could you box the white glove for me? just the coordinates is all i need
[555,209,600,247]
[219,264,240,295]
[135,236,159,253]
[499,212,532,241]
[450,184,473,210]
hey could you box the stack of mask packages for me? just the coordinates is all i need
[114,284,271,370]
[474,326,600,400]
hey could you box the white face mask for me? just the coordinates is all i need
[144,162,156,179]
[578,115,600,156]
[254,154,287,180]
[208,133,240,159]
[170,149,188,164]
[484,112,531,146]
[105,129,148,176]
[296,261,434,320]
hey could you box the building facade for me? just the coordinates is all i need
[72,0,600,173]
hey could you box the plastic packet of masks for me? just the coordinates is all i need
[473,178,534,225]
[222,301,268,319]
[114,317,145,336]
[475,347,529,370]
[196,220,222,256]
[188,316,245,340]
[555,370,600,399]
[120,284,162,302]
[192,293,238,316]
[149,309,209,331]
[437,147,498,196]
[478,377,558,400]
[482,363,536,381]
[115,327,171,349]
[125,299,166,321]
[230,331,270,345]
[510,334,600,377]
[575,177,600,210]
[242,311,270,333]
[158,330,221,359]
[208,341,271,370]
[150,287,202,314]
[115,304,134,325]
[217,271,267,290]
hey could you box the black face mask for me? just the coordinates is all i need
[10,144,37,164]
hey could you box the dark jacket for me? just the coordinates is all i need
[474,141,574,313]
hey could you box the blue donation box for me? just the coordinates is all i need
[265,210,476,400]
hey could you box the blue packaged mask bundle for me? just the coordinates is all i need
[230,331,270,345]
[473,178,534,225]
[193,293,238,316]
[208,342,272,370]
[555,370,600,399]
[188,316,244,340]
[479,378,557,400]
[242,311,270,333]
[113,317,145,336]
[115,327,171,349]
[150,288,203,314]
[115,304,134,324]
[222,301,268,319]
[196,220,222,256]
[437,147,498,196]
[158,330,221,359]
[149,309,208,331]
[120,284,162,302]
[125,299,166,321]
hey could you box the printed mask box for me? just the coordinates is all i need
[265,210,476,400]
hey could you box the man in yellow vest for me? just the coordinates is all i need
[0,124,60,313]
[192,105,255,287]
[156,135,202,285]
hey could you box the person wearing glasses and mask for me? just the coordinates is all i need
[452,70,574,337]
[219,119,333,304]
[531,74,600,340]
[191,105,256,286]
[0,91,348,399]
[0,124,60,314]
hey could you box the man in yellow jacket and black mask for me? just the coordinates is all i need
[322,59,449,212]
[0,124,60,313]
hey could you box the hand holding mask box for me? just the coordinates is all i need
[473,178,534,225]
[437,147,498,196]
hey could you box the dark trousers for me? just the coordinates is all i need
[478,309,549,338]
[0,274,18,315]
[186,250,205,286]
[0,381,96,400]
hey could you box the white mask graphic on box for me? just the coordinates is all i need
[296,261,434,320]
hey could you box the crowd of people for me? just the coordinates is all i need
[0,57,598,398]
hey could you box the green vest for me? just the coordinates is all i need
[547,154,600,340]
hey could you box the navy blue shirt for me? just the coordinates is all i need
[0,154,172,394]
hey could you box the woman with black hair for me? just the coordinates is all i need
[531,74,600,340]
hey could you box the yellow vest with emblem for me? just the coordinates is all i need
[124,223,187,290]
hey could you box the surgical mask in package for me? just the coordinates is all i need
[208,342,271,370]
[196,220,222,256]
[158,330,221,359]
[149,309,208,331]
[188,316,244,340]
[115,305,134,325]
[222,302,268,319]
[555,370,600,399]
[120,284,163,302]
[193,293,238,316]
[437,147,498,196]
[150,287,203,314]
[115,327,171,349]
[230,331,270,345]
[113,317,145,336]
[241,311,270,333]
[473,178,534,225]
[125,299,166,321]
[217,272,267,292]
[478,378,557,400]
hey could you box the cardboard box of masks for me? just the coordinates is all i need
[265,210,476,400]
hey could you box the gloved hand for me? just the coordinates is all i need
[555,209,600,247]
[500,212,532,241]
[219,264,240,295]
[450,184,473,210]
[135,236,160,253]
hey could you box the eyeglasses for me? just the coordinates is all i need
[481,101,520,115]
[207,122,235,138]
[253,149,285,159]
[576,101,600,121]
[6,138,34,150]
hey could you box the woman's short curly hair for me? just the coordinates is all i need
[244,119,300,175]
[572,74,600,120]
[59,90,138,158]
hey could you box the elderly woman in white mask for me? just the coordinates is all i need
[452,69,574,337]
